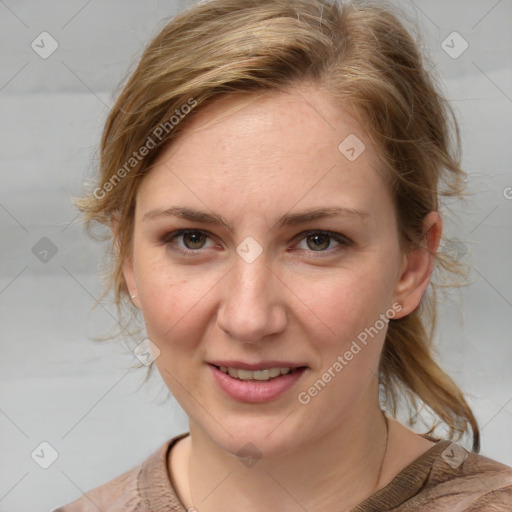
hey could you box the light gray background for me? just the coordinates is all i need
[1,1,511,511]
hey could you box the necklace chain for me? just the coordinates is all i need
[373,410,389,492]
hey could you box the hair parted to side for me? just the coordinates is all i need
[74,0,479,452]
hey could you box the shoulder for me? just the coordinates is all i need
[52,463,143,512]
[412,440,512,511]
[52,434,188,512]
[355,440,512,512]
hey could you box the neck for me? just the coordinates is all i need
[181,388,389,512]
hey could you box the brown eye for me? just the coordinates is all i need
[162,229,215,254]
[305,233,332,251]
[182,232,207,249]
[294,230,351,255]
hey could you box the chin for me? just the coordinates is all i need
[201,418,307,462]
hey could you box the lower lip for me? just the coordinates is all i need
[208,364,307,403]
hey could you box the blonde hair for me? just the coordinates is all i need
[75,0,479,451]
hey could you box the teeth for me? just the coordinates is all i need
[238,369,254,380]
[269,368,281,378]
[218,366,297,381]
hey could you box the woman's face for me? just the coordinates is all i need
[123,84,412,458]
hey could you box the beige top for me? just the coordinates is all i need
[54,432,512,511]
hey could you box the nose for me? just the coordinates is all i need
[216,256,288,343]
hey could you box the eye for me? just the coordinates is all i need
[160,229,351,256]
[294,230,351,253]
[162,229,216,254]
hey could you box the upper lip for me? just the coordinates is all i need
[208,360,308,371]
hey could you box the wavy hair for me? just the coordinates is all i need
[75,0,479,451]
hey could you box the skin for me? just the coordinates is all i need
[119,83,442,512]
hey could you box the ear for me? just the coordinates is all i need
[111,214,140,309]
[392,211,442,318]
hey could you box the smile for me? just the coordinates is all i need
[208,364,308,403]
[216,365,299,381]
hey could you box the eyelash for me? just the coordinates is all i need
[160,229,352,257]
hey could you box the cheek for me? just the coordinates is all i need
[294,268,394,425]
[135,259,217,403]
[299,261,397,352]
[132,249,217,353]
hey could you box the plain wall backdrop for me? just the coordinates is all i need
[1,1,511,510]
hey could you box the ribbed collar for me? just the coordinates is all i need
[138,432,453,512]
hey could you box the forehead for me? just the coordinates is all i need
[136,85,390,222]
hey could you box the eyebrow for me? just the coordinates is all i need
[142,205,369,232]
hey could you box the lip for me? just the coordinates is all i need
[208,363,308,403]
[207,360,307,371]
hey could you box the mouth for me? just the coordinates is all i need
[212,364,304,381]
[207,362,308,403]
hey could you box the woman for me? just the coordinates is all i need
[55,0,512,510]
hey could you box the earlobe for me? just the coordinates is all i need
[123,256,140,308]
[392,212,443,318]
[111,214,140,308]
[122,253,140,308]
